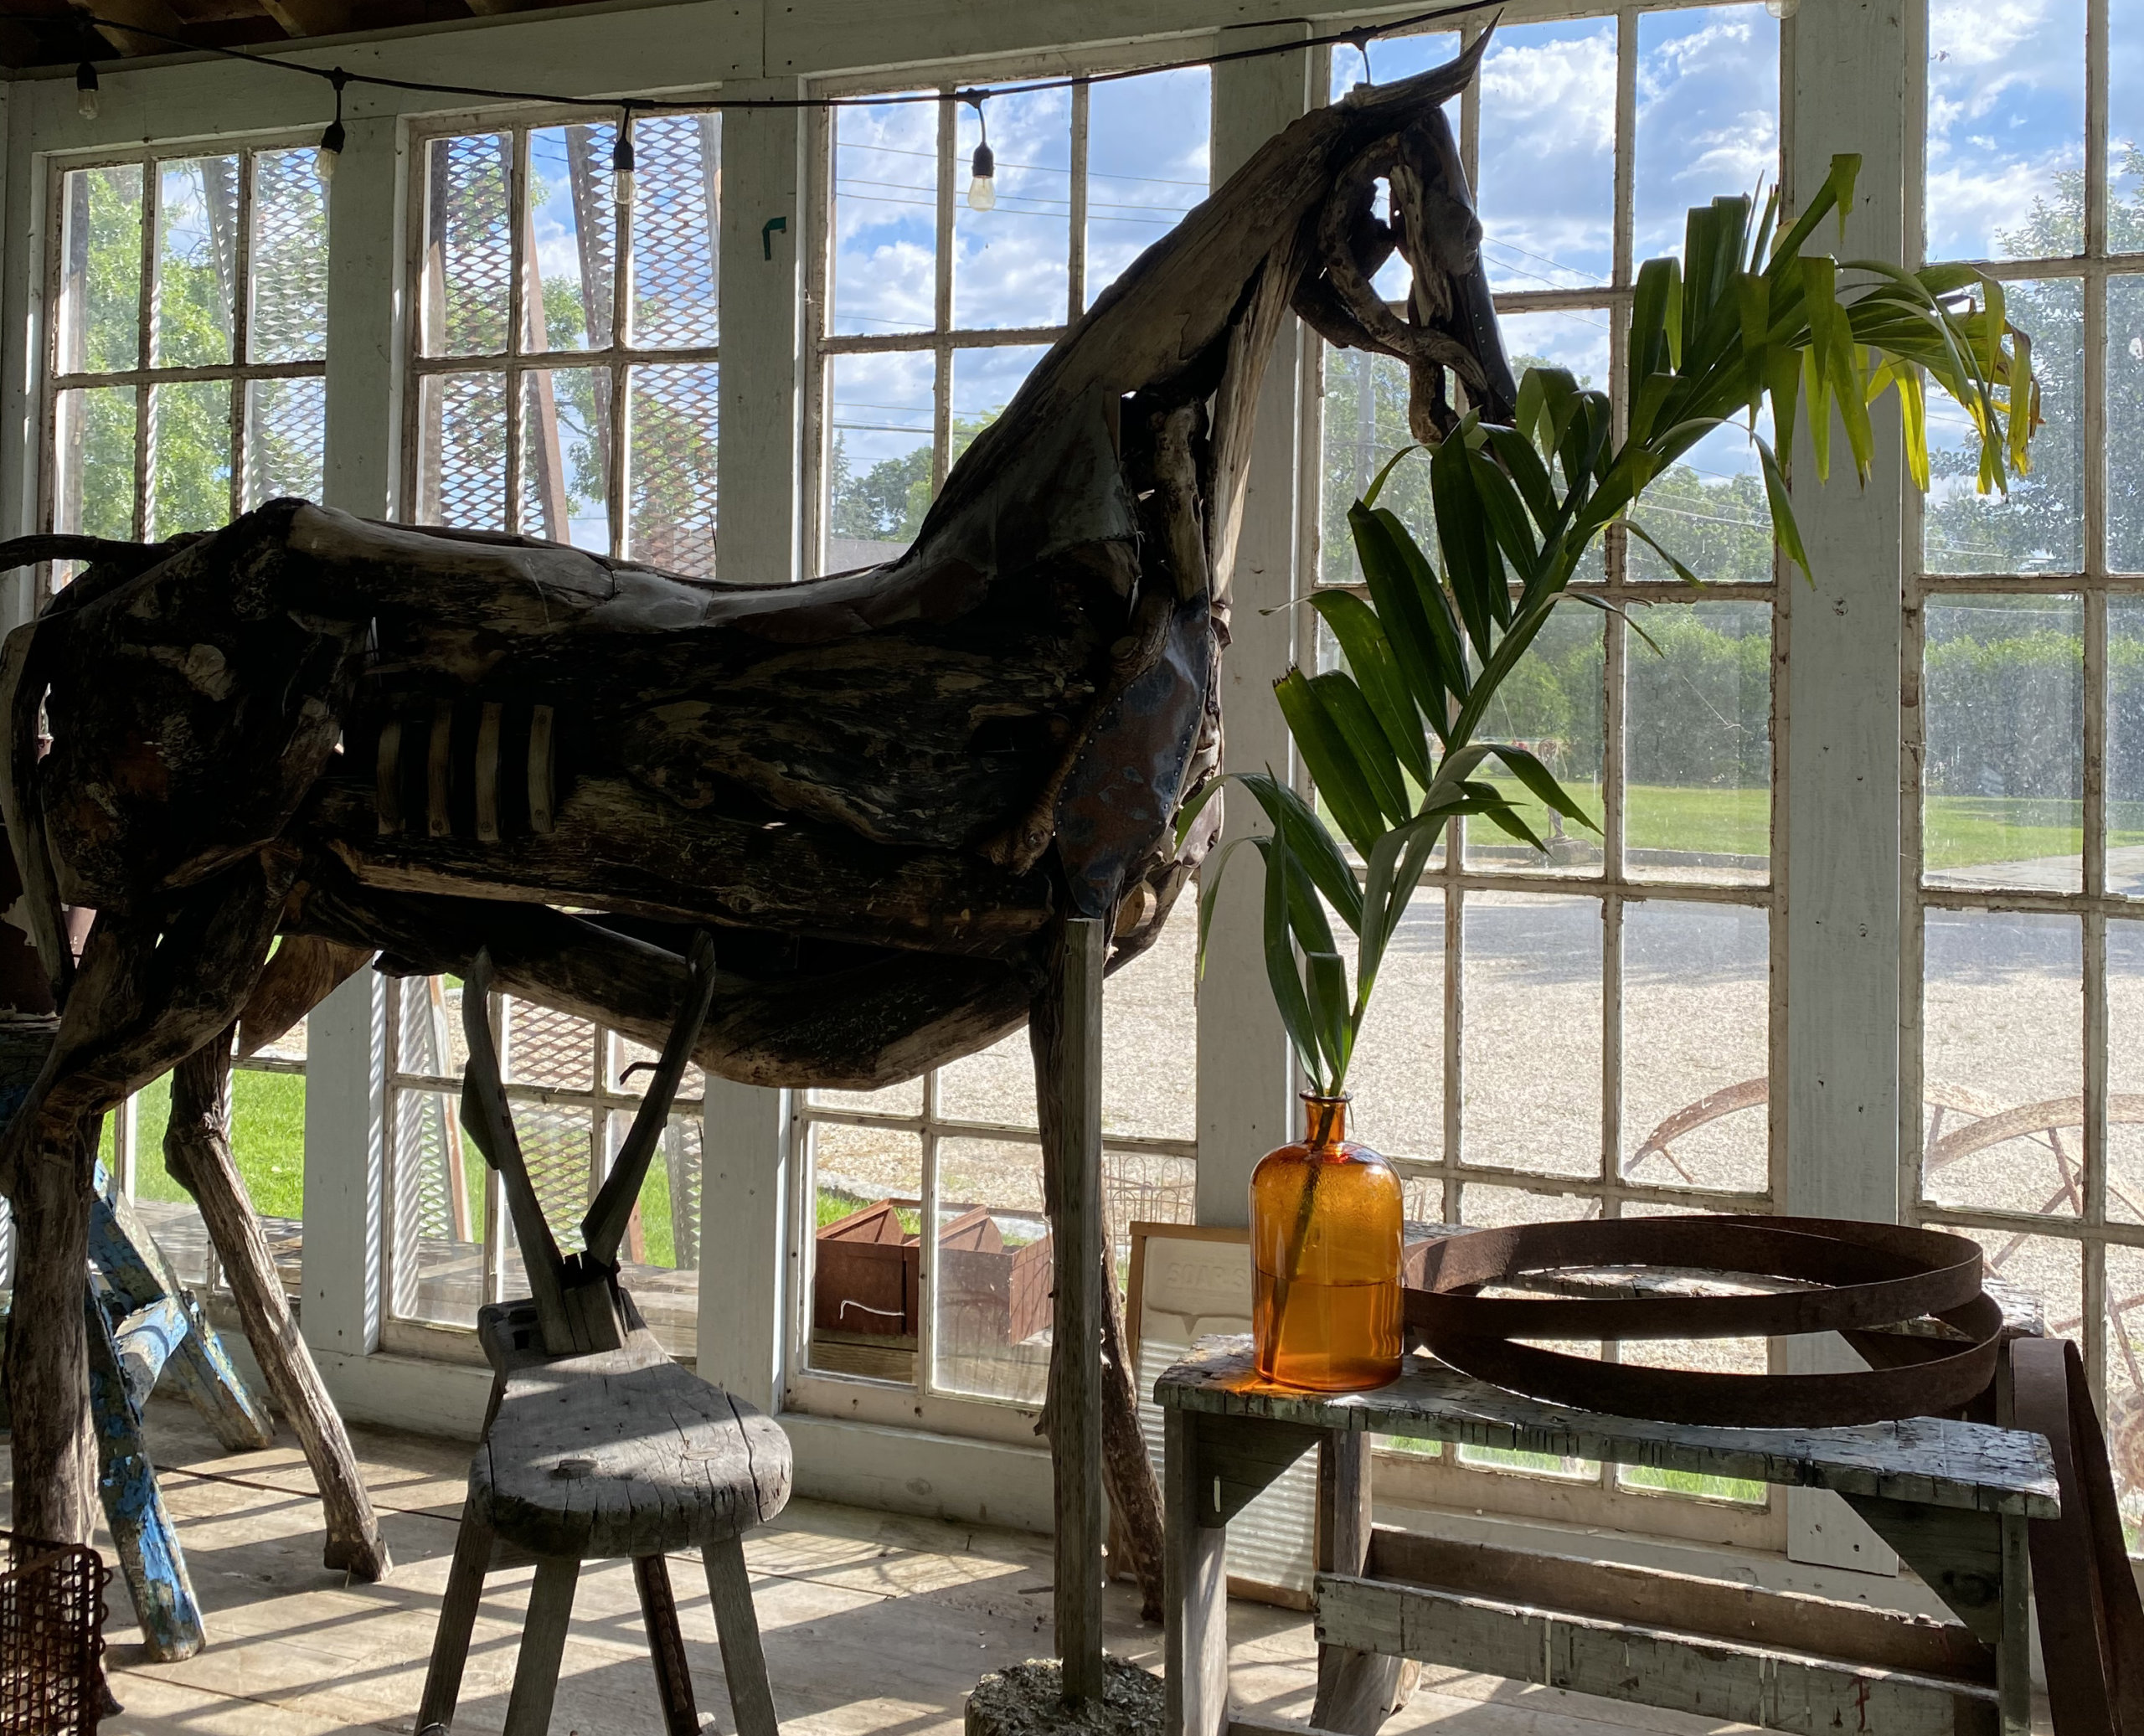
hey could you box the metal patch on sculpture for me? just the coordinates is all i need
[1053,600,1212,920]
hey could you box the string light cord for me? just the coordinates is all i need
[66,3,1497,120]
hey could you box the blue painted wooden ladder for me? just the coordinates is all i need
[3,1162,276,1661]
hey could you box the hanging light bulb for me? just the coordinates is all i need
[1764,0,1799,17]
[75,60,100,121]
[612,118,636,209]
[316,70,348,183]
[963,91,996,212]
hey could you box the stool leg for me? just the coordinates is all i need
[704,1535,777,1736]
[634,1555,700,1736]
[502,1556,580,1736]
[419,1506,496,1734]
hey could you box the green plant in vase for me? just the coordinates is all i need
[1182,157,2041,1392]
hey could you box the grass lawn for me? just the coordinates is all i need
[1492,782,2121,871]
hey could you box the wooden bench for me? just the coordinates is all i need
[1156,1337,2059,1736]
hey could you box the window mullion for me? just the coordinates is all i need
[505,129,528,540]
[135,157,158,541]
[230,150,256,518]
[932,91,955,495]
[1067,79,1089,322]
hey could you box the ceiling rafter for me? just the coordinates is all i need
[66,0,190,57]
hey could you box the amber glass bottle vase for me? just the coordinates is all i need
[1250,1094,1404,1391]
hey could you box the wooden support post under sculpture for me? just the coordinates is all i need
[1038,917,1106,1700]
[0,39,1509,1599]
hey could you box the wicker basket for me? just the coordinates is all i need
[0,1530,107,1734]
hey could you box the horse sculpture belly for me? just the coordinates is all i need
[0,42,1513,1593]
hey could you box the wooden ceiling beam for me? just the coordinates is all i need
[67,0,190,57]
[258,0,360,34]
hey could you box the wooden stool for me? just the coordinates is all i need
[416,934,791,1735]
[417,1297,791,1736]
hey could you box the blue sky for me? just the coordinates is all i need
[818,10,1796,518]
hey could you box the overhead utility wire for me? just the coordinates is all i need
[70,4,1495,119]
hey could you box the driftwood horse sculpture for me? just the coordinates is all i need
[0,41,1512,1599]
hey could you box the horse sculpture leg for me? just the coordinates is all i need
[4,1104,99,1543]
[0,850,295,1545]
[165,1028,389,1577]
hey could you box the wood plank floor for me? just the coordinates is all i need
[4,1399,1760,1735]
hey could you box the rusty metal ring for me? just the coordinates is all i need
[1404,1215,2003,1427]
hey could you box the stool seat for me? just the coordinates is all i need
[471,1301,791,1560]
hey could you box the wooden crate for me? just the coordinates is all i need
[813,1199,919,1337]
[935,1208,1054,1348]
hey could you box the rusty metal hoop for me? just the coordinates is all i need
[1404,1215,2004,1428]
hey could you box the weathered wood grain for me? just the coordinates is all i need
[164,1027,391,1579]
[471,1312,791,1558]
[1311,1433,1414,1734]
[1360,1527,1994,1683]
[1155,1338,2059,1517]
[1314,1574,1999,1736]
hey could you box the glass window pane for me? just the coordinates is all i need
[810,1122,922,1381]
[939,1022,1037,1131]
[389,971,484,1329]
[2103,1243,2144,1553]
[1461,892,1602,1178]
[1633,6,1780,266]
[2118,3,2144,247]
[148,379,232,538]
[1102,907,1194,1144]
[2111,599,2144,892]
[628,362,718,574]
[951,343,1041,466]
[54,385,137,543]
[932,1136,1048,1404]
[1085,67,1209,308]
[606,1106,700,1359]
[1319,350,1421,587]
[1347,888,1444,1165]
[248,147,328,363]
[1926,278,2082,574]
[953,87,1069,330]
[631,113,720,348]
[1925,0,2085,262]
[1627,417,1776,585]
[808,1079,923,1116]
[424,132,514,358]
[1923,594,2082,892]
[156,157,237,368]
[1626,600,1770,883]
[527,123,617,353]
[2108,278,2144,571]
[59,164,142,374]
[1463,606,1604,877]
[1922,911,2082,1218]
[416,370,508,529]
[1477,20,1616,293]
[245,376,323,509]
[1942,1223,2085,1363]
[2105,920,2144,1226]
[520,368,611,551]
[825,349,933,571]
[832,95,936,337]
[1621,901,1767,1193]
[504,999,595,1090]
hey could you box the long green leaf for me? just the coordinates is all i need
[1433,435,1499,661]
[1305,950,1353,1088]
[1482,742,1599,832]
[1350,502,1452,734]
[1755,435,1810,578]
[1309,669,1410,825]
[1310,591,1431,786]
[1275,669,1385,855]
[1259,836,1327,1090]
[1233,770,1364,934]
